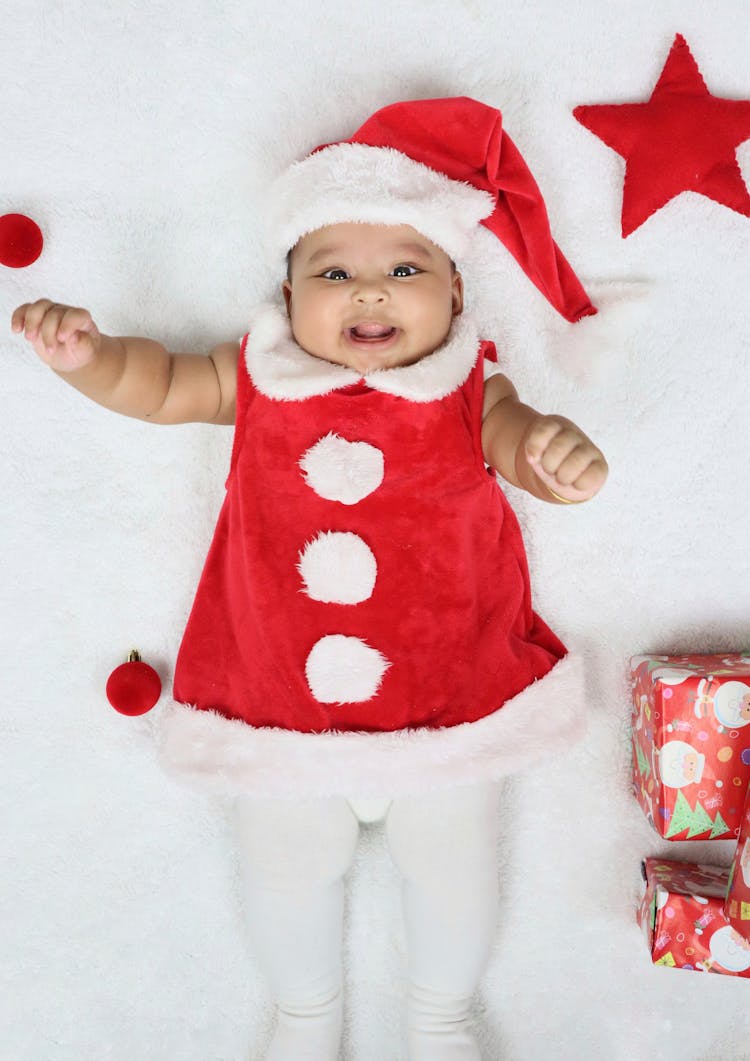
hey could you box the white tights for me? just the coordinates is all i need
[232,783,501,1060]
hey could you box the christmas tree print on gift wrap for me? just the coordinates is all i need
[664,790,730,839]
[635,739,651,780]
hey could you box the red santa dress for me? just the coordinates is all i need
[156,304,585,799]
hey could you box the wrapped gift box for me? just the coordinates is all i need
[631,654,750,840]
[638,857,750,976]
[725,788,750,942]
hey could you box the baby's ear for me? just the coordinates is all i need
[451,271,464,316]
[282,280,292,315]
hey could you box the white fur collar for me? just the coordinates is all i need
[243,302,480,403]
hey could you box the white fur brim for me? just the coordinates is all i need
[263,142,495,268]
[155,653,586,799]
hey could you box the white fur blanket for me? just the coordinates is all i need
[3,2,750,1058]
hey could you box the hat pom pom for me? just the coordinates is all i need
[546,279,652,383]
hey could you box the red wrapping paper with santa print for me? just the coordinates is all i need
[638,858,750,976]
[724,787,750,941]
[631,654,750,840]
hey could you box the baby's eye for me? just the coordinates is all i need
[321,268,349,281]
[390,264,420,277]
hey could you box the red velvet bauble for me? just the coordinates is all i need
[0,213,44,267]
[106,653,162,716]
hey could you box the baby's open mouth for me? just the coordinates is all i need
[347,324,397,342]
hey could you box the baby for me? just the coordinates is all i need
[12,97,607,1060]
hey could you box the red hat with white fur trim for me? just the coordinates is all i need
[265,95,597,325]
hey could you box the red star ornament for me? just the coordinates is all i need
[574,34,750,237]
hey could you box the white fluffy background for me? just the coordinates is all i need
[3,2,750,1059]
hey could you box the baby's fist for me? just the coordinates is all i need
[524,415,608,504]
[11,299,101,373]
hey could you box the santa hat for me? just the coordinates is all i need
[264,96,598,324]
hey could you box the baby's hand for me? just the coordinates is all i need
[11,299,102,373]
[524,415,608,504]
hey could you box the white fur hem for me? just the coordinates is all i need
[155,653,586,799]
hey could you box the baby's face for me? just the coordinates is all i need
[282,222,463,374]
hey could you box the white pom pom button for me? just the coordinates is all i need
[300,432,384,504]
[305,634,390,703]
[297,531,377,604]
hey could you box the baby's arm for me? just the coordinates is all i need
[11,299,238,425]
[481,373,607,504]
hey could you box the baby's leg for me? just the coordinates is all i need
[384,783,501,1061]
[232,793,360,1061]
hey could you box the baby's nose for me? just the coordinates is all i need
[353,278,388,302]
